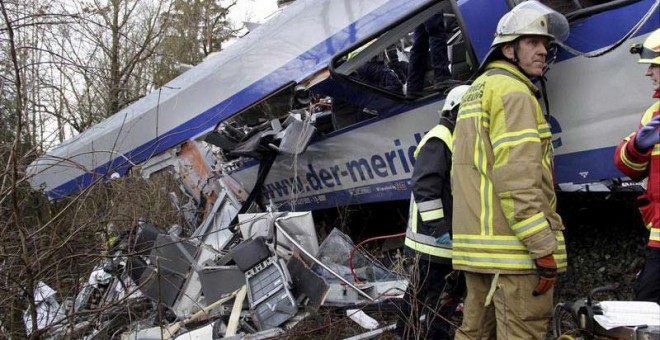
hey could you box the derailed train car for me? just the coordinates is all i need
[27,0,659,212]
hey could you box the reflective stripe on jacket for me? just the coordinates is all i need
[404,118,454,263]
[451,61,566,274]
[614,90,660,248]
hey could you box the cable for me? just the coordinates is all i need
[557,0,659,58]
[349,232,406,283]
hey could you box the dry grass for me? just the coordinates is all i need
[0,166,186,338]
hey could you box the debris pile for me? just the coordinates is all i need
[29,216,406,339]
[23,112,408,339]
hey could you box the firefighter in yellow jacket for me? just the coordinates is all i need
[451,2,569,339]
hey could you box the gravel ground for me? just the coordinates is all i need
[555,191,648,303]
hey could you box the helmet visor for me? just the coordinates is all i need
[631,42,660,64]
[639,46,660,63]
[497,1,570,43]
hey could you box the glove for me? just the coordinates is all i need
[435,232,452,246]
[532,254,557,296]
[634,115,660,151]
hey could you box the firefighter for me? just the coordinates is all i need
[613,28,660,304]
[451,2,569,339]
[396,84,470,339]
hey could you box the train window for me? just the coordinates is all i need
[535,0,643,20]
[330,1,475,101]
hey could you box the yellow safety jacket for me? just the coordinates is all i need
[405,119,454,263]
[451,61,567,274]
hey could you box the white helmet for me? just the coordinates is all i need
[491,1,569,47]
[478,1,569,73]
[441,85,471,113]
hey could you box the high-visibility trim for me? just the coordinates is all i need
[652,144,660,156]
[492,129,539,148]
[452,251,535,269]
[453,234,527,250]
[417,198,443,212]
[452,243,567,269]
[474,118,493,236]
[405,122,453,260]
[650,229,660,241]
[492,130,540,153]
[555,253,568,267]
[619,141,648,171]
[405,228,452,259]
[417,197,444,222]
[555,232,568,269]
[405,237,452,258]
[457,107,481,117]
[414,125,453,158]
[454,234,525,240]
[420,209,444,222]
[538,124,551,138]
[457,112,481,121]
[409,195,418,232]
[557,242,566,251]
[511,212,549,239]
[454,236,564,252]
[406,227,434,244]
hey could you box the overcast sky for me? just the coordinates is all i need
[227,0,278,25]
[223,0,279,47]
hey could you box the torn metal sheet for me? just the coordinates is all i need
[171,245,223,317]
[314,228,402,283]
[286,252,329,309]
[140,234,196,307]
[274,220,375,302]
[199,266,244,304]
[324,280,407,306]
[275,113,316,155]
[245,256,297,330]
[238,211,319,263]
[346,309,379,330]
[172,322,215,339]
[23,281,66,336]
[343,323,397,340]
[173,176,244,317]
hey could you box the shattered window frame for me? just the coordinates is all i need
[511,0,644,21]
[328,1,476,101]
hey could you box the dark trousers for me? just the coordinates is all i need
[634,246,660,304]
[396,257,454,340]
[407,12,450,93]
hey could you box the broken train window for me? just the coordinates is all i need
[329,1,476,101]
[534,0,643,20]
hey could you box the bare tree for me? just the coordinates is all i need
[0,0,177,337]
[33,0,174,136]
[154,0,240,87]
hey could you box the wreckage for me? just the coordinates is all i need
[23,0,660,338]
[26,183,409,338]
[24,109,409,338]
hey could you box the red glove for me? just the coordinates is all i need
[533,254,557,296]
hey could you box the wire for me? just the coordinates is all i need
[349,232,406,283]
[557,0,659,58]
